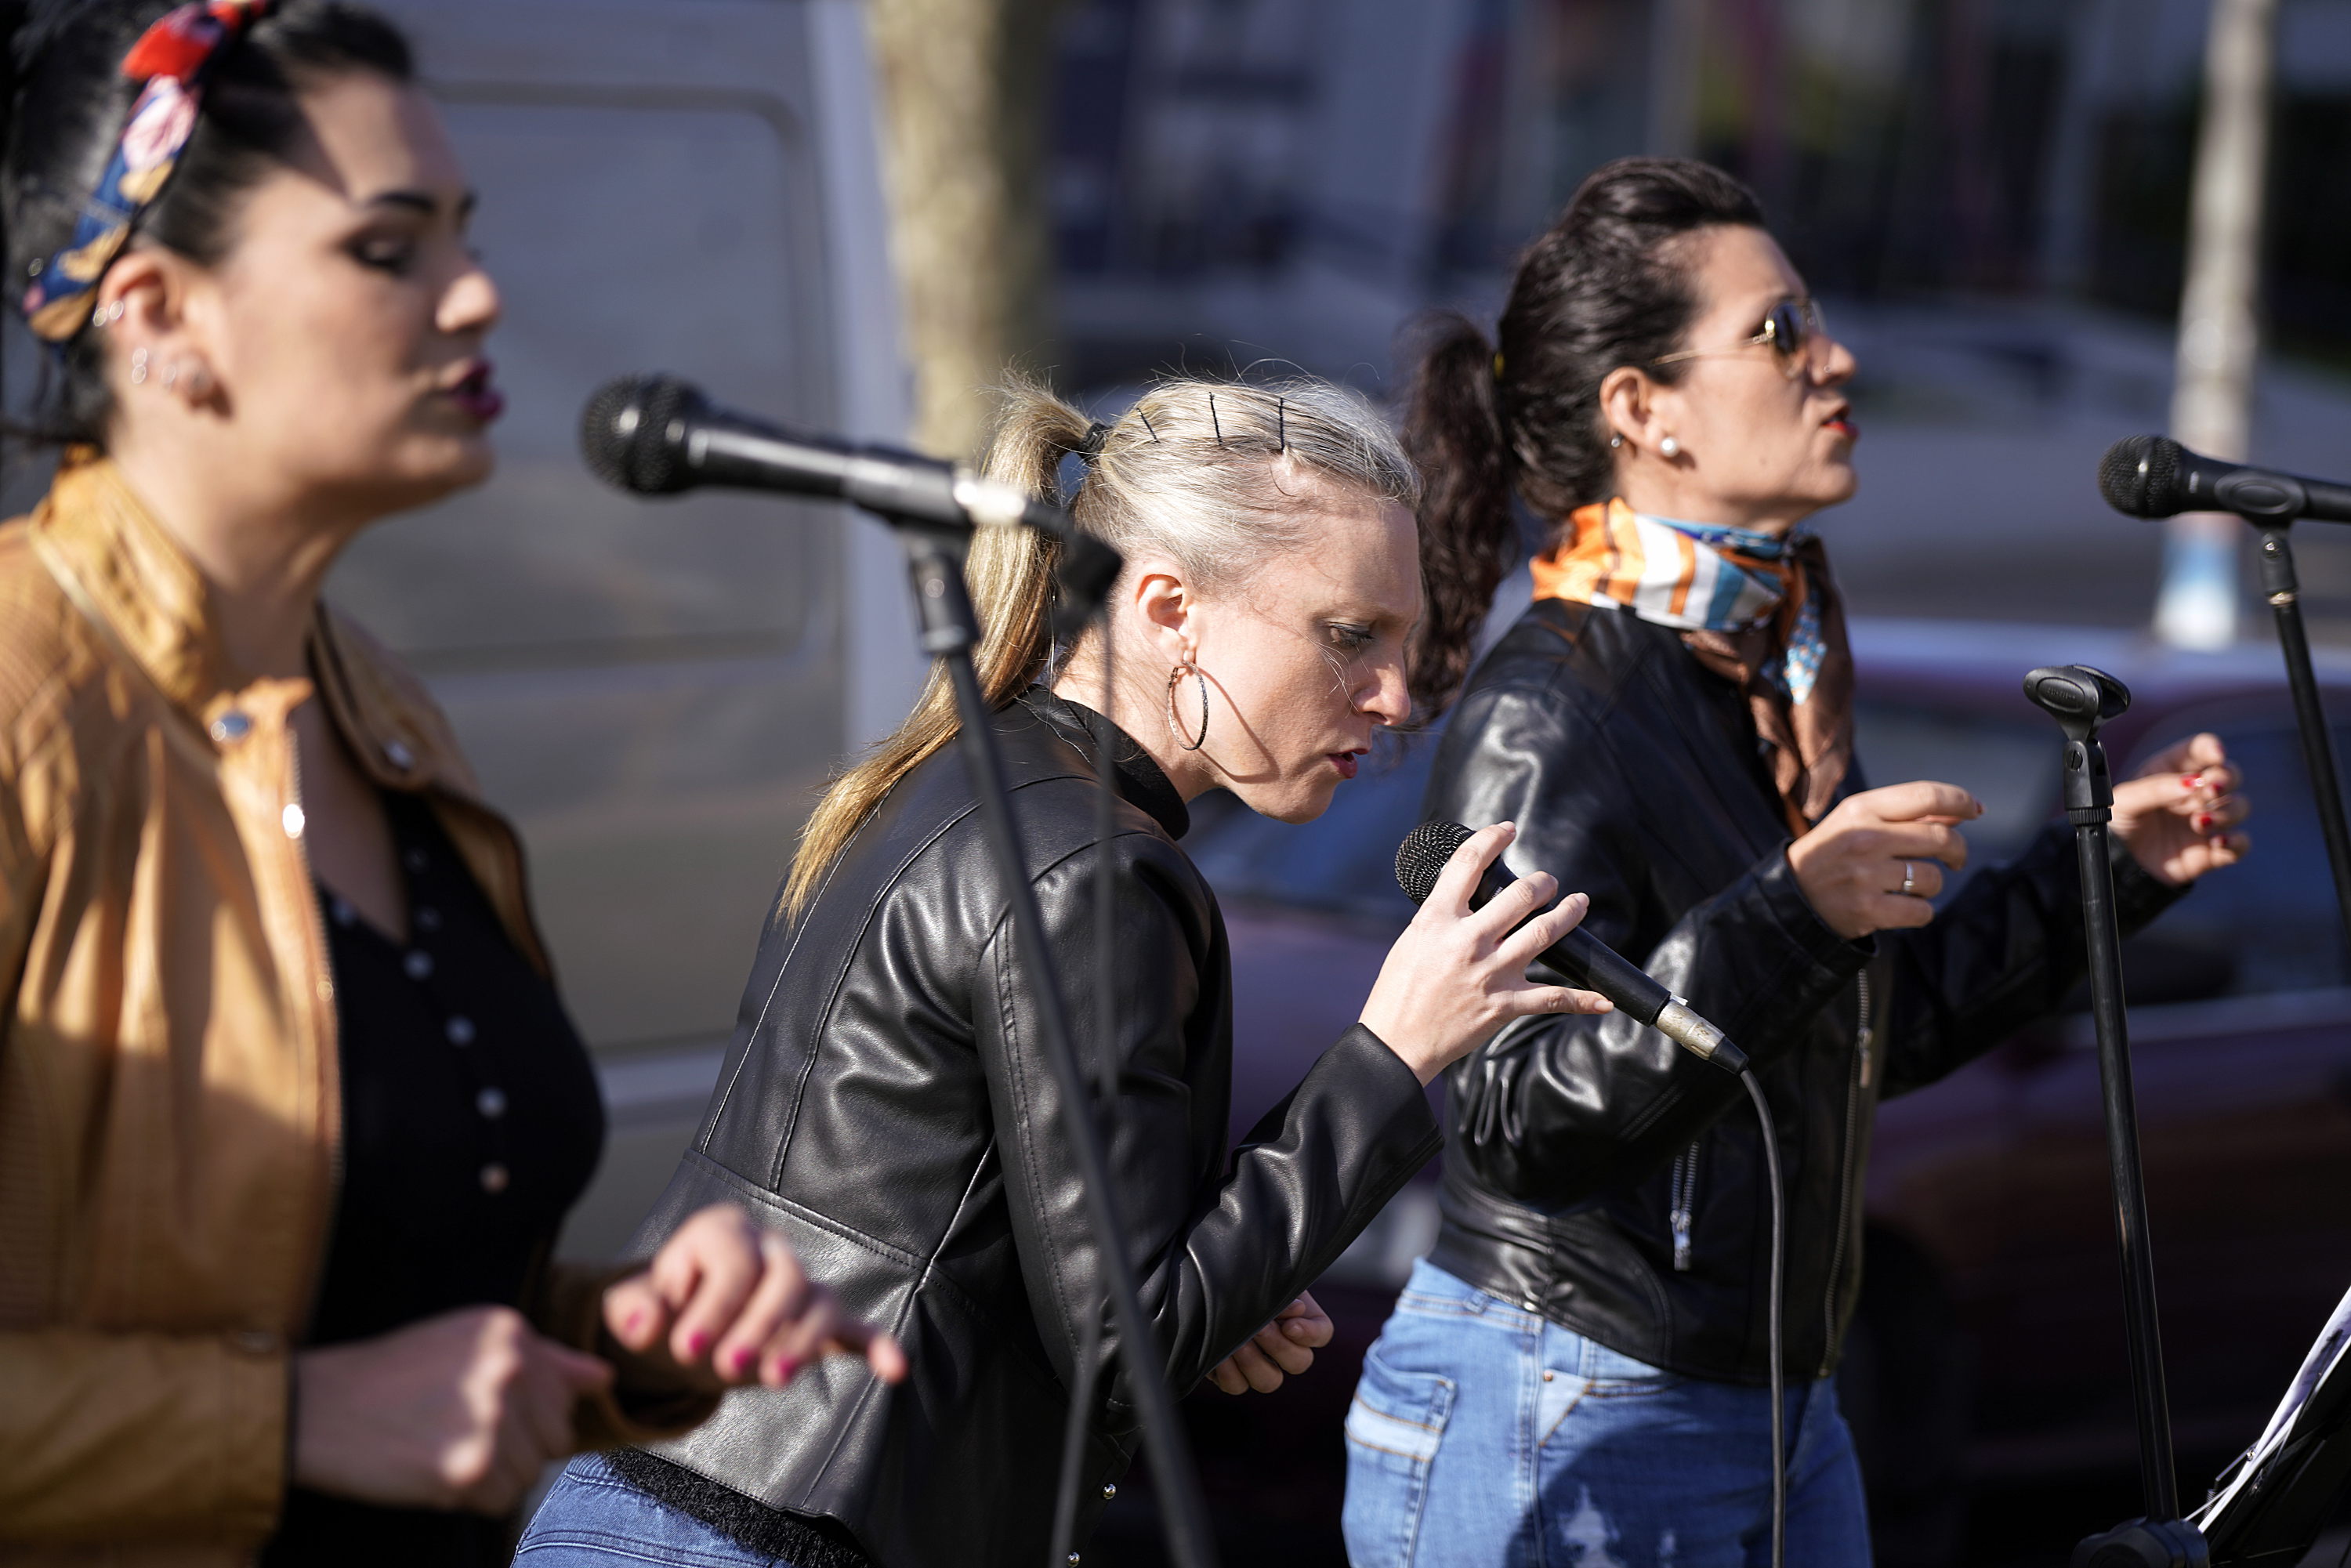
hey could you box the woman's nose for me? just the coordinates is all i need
[1360,657,1412,727]
[1817,333,1857,386]
[440,260,502,337]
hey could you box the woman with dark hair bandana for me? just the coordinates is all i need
[0,5,898,1563]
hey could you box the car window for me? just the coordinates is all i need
[2122,716,2351,999]
[1853,701,2059,874]
[1183,735,1440,922]
[1185,701,2066,921]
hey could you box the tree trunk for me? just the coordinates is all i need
[865,0,1068,462]
[2156,0,2278,649]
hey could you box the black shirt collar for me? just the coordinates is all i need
[1020,686,1190,840]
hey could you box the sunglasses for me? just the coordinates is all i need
[1648,298,1828,381]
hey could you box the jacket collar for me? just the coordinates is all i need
[1020,686,1190,839]
[30,449,478,799]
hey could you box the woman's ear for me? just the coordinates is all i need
[1131,566,1196,663]
[96,248,215,407]
[1598,365,1662,453]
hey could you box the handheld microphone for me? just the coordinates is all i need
[2098,434,2351,525]
[580,374,1123,632]
[1394,820,1749,1074]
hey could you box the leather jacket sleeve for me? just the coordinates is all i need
[1435,681,1868,1208]
[972,831,1438,1406]
[1878,821,2189,1096]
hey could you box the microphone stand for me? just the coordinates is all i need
[2250,526,2351,976]
[2025,667,2208,1568]
[895,528,1218,1568]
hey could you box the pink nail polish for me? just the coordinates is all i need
[772,1356,800,1382]
[730,1346,757,1376]
[684,1331,709,1358]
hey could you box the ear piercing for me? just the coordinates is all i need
[129,346,149,384]
[1660,436,1681,458]
[89,299,125,328]
[162,358,213,397]
[1610,434,1625,450]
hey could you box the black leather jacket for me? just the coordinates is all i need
[607,690,1440,1567]
[1425,599,2186,1385]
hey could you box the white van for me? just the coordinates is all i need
[353,0,923,1260]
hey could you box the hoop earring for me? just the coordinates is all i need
[1165,661,1211,751]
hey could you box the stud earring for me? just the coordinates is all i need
[1660,436,1681,458]
[129,346,149,385]
[1609,434,1624,450]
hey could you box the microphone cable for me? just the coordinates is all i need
[1050,570,1136,1568]
[1738,1066,1787,1568]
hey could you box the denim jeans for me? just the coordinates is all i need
[1342,1259,1871,1568]
[515,1454,802,1567]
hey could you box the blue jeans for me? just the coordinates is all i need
[516,1454,802,1566]
[1342,1259,1871,1568]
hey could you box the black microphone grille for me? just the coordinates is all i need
[1395,820,1476,906]
[580,373,702,495]
[2097,433,2186,519]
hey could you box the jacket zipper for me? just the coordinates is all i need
[1668,1142,1700,1271]
[1820,966,1871,1374]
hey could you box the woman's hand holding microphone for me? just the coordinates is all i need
[292,1204,904,1515]
[1359,822,1614,1086]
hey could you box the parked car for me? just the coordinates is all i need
[1095,616,2351,1567]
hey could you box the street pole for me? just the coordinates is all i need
[2155,0,2278,650]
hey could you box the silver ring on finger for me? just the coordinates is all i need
[1899,860,1918,897]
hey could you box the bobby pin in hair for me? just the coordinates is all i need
[1209,394,1223,446]
[1277,396,1287,453]
[1139,408,1161,442]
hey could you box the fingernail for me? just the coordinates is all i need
[771,1356,800,1383]
[684,1331,710,1357]
[625,1310,646,1336]
[730,1346,757,1376]
[2195,813,2215,831]
[2183,775,2202,790]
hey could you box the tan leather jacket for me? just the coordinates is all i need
[0,456,706,1564]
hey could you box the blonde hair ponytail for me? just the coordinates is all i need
[779,371,1419,921]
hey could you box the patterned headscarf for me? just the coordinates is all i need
[19,0,273,342]
[1530,498,1854,833]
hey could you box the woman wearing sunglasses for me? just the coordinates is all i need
[1340,158,2251,1566]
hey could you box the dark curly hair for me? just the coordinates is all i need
[3,0,412,444]
[1405,157,1765,709]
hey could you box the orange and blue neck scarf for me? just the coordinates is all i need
[20,0,273,343]
[1531,498,1853,832]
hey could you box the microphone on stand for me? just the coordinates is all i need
[580,373,1122,633]
[2098,433,2351,525]
[1393,820,1748,1074]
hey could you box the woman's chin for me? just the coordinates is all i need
[1236,776,1341,826]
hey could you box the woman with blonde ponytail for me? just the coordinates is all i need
[520,375,1617,1568]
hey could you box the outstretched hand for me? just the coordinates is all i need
[2112,732,2251,885]
[1788,780,1982,940]
[1208,1293,1335,1396]
[601,1204,908,1391]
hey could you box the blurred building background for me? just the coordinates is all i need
[1041,0,2351,637]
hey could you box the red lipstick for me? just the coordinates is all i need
[447,360,504,423]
